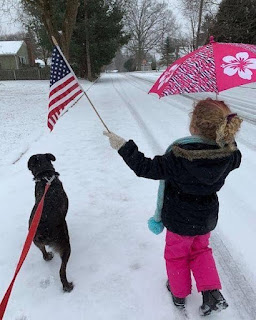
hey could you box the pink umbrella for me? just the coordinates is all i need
[149,37,256,97]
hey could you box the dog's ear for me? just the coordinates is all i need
[28,155,37,170]
[46,153,56,162]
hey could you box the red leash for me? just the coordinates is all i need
[0,182,51,320]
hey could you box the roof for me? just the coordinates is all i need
[0,41,24,55]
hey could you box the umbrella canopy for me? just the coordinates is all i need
[149,37,256,97]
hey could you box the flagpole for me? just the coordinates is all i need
[51,36,110,133]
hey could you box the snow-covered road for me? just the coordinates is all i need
[0,73,256,320]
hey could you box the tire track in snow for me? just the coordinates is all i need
[110,73,256,320]
[211,232,256,320]
[124,73,256,152]
[125,73,256,124]
[111,74,191,320]
[110,75,162,154]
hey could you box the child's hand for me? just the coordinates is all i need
[103,131,127,150]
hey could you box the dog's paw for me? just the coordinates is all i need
[63,282,74,293]
[43,252,54,261]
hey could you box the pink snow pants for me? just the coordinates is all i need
[164,231,221,298]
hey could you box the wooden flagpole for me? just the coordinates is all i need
[51,36,110,132]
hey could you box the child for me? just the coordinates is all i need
[103,98,242,316]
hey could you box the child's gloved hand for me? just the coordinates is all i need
[148,217,164,235]
[103,131,127,150]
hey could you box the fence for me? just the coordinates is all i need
[0,68,51,80]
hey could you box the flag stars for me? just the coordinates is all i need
[50,48,71,86]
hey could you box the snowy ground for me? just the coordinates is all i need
[0,73,256,320]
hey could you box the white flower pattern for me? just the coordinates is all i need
[221,52,256,80]
[157,64,179,89]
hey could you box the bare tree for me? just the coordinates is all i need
[0,0,19,19]
[20,0,80,60]
[124,0,178,70]
[180,0,220,49]
[0,0,24,34]
[0,31,27,40]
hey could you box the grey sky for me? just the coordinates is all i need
[0,0,185,35]
[0,0,219,36]
[0,18,23,35]
[0,0,23,34]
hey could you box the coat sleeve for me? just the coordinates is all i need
[118,140,177,180]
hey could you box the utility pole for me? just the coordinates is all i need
[195,0,204,49]
[84,0,92,81]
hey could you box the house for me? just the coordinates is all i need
[141,59,152,71]
[0,40,34,70]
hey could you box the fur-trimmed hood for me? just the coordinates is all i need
[171,142,239,186]
[172,144,237,162]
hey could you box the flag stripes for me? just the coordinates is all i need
[48,77,81,110]
[48,90,83,131]
[49,74,75,98]
[47,46,84,131]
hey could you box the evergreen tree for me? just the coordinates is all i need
[71,0,129,79]
[21,1,71,61]
[27,20,52,65]
[200,14,215,45]
[160,37,175,67]
[211,0,256,44]
[124,58,136,72]
[21,0,128,79]
[21,0,80,60]
[151,58,157,70]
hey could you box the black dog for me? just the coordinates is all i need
[28,153,73,292]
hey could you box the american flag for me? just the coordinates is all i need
[47,46,84,131]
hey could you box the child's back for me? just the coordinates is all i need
[104,98,243,316]
[161,139,241,235]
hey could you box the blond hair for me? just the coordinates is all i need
[190,98,242,148]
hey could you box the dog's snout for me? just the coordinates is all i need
[46,153,56,162]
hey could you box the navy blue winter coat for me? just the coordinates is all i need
[118,140,241,236]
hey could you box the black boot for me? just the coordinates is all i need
[199,290,228,316]
[166,280,186,309]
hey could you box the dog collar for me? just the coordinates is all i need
[34,175,57,184]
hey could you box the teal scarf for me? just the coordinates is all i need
[148,135,217,235]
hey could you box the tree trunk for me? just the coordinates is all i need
[60,37,70,60]
[175,45,179,60]
[136,45,143,71]
[84,0,93,81]
[190,18,196,50]
[42,47,48,66]
[37,0,80,61]
[61,0,80,60]
[195,0,204,49]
